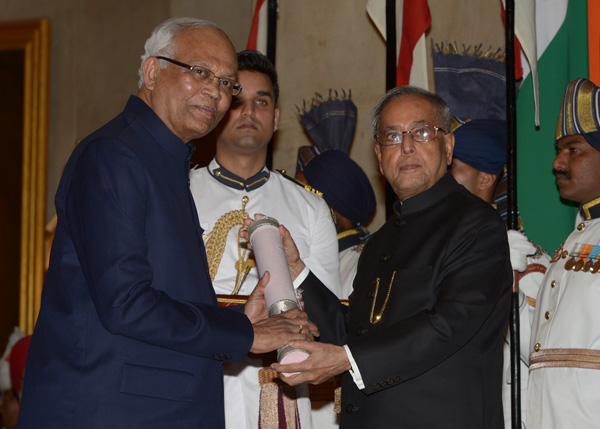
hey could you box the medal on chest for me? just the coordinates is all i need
[562,242,600,273]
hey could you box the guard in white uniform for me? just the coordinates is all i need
[449,118,551,428]
[190,50,341,429]
[528,78,600,429]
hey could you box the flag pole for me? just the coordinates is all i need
[385,0,397,219]
[504,0,521,427]
[266,0,277,65]
[265,0,278,170]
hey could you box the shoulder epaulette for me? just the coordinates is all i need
[276,169,323,197]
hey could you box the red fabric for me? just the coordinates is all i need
[217,294,249,307]
[9,335,32,393]
[396,0,431,86]
[217,295,349,307]
[247,0,266,50]
[501,1,524,80]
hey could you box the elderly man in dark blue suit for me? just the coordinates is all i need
[18,18,316,428]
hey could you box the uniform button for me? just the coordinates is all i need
[374,383,381,390]
[387,378,394,385]
[561,250,569,259]
[551,280,556,288]
[393,376,401,382]
[577,222,585,231]
[545,311,551,320]
[534,343,541,352]
[367,290,375,299]
[379,253,389,262]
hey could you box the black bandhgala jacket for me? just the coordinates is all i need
[302,173,512,429]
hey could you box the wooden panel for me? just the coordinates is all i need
[0,19,50,335]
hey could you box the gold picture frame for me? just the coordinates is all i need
[0,19,50,335]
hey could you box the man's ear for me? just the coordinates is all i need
[273,107,280,133]
[142,56,160,91]
[479,172,498,192]
[444,132,455,166]
[373,142,385,175]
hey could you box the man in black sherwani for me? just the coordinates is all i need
[272,86,512,429]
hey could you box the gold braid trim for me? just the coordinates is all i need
[204,197,251,288]
[530,348,600,370]
[258,368,301,429]
[334,387,342,414]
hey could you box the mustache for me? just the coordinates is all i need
[238,118,258,126]
[554,169,572,180]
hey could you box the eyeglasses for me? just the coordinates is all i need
[155,56,242,96]
[377,124,446,146]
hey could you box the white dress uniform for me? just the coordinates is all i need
[501,244,550,429]
[336,227,371,300]
[338,245,361,300]
[190,159,341,429]
[527,203,600,429]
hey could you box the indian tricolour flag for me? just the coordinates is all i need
[366,0,431,89]
[247,0,268,55]
[514,0,588,253]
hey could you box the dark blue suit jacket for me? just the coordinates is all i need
[19,96,254,428]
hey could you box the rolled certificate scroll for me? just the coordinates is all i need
[247,216,309,369]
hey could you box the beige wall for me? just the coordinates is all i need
[172,0,253,50]
[0,0,504,230]
[1,0,171,223]
[274,0,505,230]
[275,0,387,228]
[0,0,252,224]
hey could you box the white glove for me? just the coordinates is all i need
[507,229,536,272]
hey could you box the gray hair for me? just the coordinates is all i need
[137,18,223,88]
[371,86,451,139]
